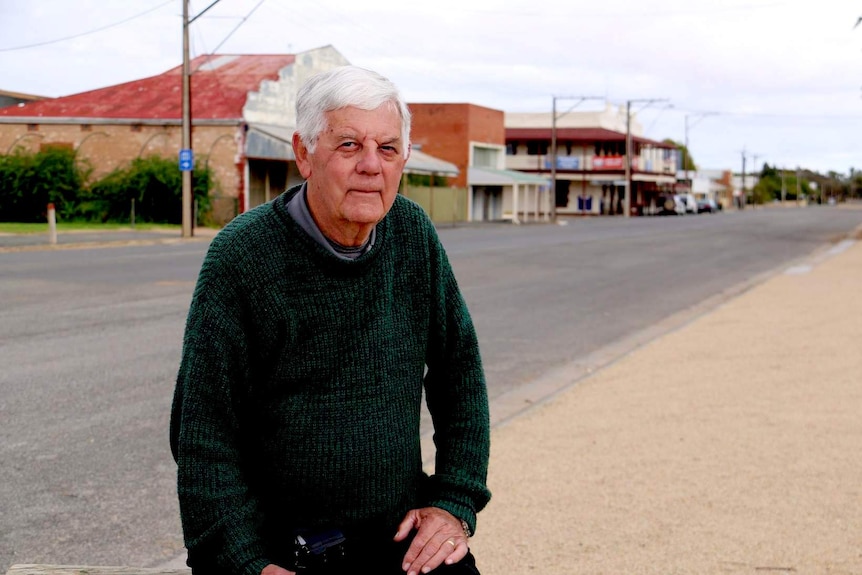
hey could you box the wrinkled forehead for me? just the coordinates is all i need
[324,100,403,122]
[322,104,404,137]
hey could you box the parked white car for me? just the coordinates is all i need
[677,193,697,214]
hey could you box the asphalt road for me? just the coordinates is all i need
[2,205,861,571]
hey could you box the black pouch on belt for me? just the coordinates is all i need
[291,528,347,571]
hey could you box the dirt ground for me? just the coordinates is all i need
[469,236,862,574]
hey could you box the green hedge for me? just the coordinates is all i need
[0,147,86,222]
[0,149,212,224]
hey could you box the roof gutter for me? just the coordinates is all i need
[0,117,242,126]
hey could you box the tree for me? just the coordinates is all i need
[751,163,814,204]
[663,139,697,173]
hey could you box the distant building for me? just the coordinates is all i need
[410,103,549,222]
[0,89,46,110]
[505,104,678,216]
[677,168,734,209]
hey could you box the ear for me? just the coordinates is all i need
[293,132,313,179]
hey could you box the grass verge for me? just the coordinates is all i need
[0,222,182,235]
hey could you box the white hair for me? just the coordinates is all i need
[295,66,411,159]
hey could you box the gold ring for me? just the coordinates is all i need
[446,539,456,547]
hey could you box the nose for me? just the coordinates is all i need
[355,145,382,175]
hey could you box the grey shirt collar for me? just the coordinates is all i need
[286,183,375,261]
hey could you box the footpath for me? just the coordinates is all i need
[5,224,861,575]
[469,232,862,575]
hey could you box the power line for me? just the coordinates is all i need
[207,0,266,55]
[0,1,174,52]
[666,106,858,121]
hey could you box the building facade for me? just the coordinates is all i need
[410,103,549,222]
[505,105,678,216]
[0,47,468,226]
[0,46,350,225]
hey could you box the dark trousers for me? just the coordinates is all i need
[281,533,480,575]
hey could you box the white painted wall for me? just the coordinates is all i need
[242,45,350,128]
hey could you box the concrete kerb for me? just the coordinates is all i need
[0,227,219,253]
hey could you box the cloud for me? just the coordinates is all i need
[1,0,860,173]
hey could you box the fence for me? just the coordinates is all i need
[400,185,469,224]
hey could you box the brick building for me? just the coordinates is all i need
[410,103,549,222]
[0,46,469,226]
[0,46,349,225]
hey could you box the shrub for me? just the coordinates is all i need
[84,156,212,224]
[0,147,87,222]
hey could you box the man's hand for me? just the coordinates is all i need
[394,507,468,575]
[261,564,294,575]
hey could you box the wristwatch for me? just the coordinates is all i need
[460,518,473,538]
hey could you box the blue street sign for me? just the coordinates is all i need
[179,149,193,171]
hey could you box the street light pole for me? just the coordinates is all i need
[181,0,192,238]
[551,96,557,222]
[181,0,223,238]
[624,100,632,218]
[624,98,669,218]
[550,95,604,222]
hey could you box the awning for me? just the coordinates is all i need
[405,149,459,176]
[245,123,295,161]
[469,166,550,187]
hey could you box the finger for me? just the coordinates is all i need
[405,537,465,575]
[442,538,468,566]
[393,511,419,542]
[400,520,438,567]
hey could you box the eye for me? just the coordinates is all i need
[339,141,358,150]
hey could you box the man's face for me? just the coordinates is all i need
[293,104,408,245]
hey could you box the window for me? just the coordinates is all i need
[595,141,625,156]
[81,124,92,132]
[27,124,38,132]
[472,144,502,168]
[526,141,548,156]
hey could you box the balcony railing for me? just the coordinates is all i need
[505,154,676,174]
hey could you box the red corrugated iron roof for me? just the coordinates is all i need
[506,127,673,148]
[0,54,295,120]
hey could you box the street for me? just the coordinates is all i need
[1,206,861,571]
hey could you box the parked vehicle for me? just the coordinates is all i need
[696,198,718,213]
[678,193,698,214]
[653,194,684,215]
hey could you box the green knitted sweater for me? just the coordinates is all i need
[170,187,491,575]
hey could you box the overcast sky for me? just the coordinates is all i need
[1,0,861,175]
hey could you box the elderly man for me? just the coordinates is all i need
[170,66,491,575]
